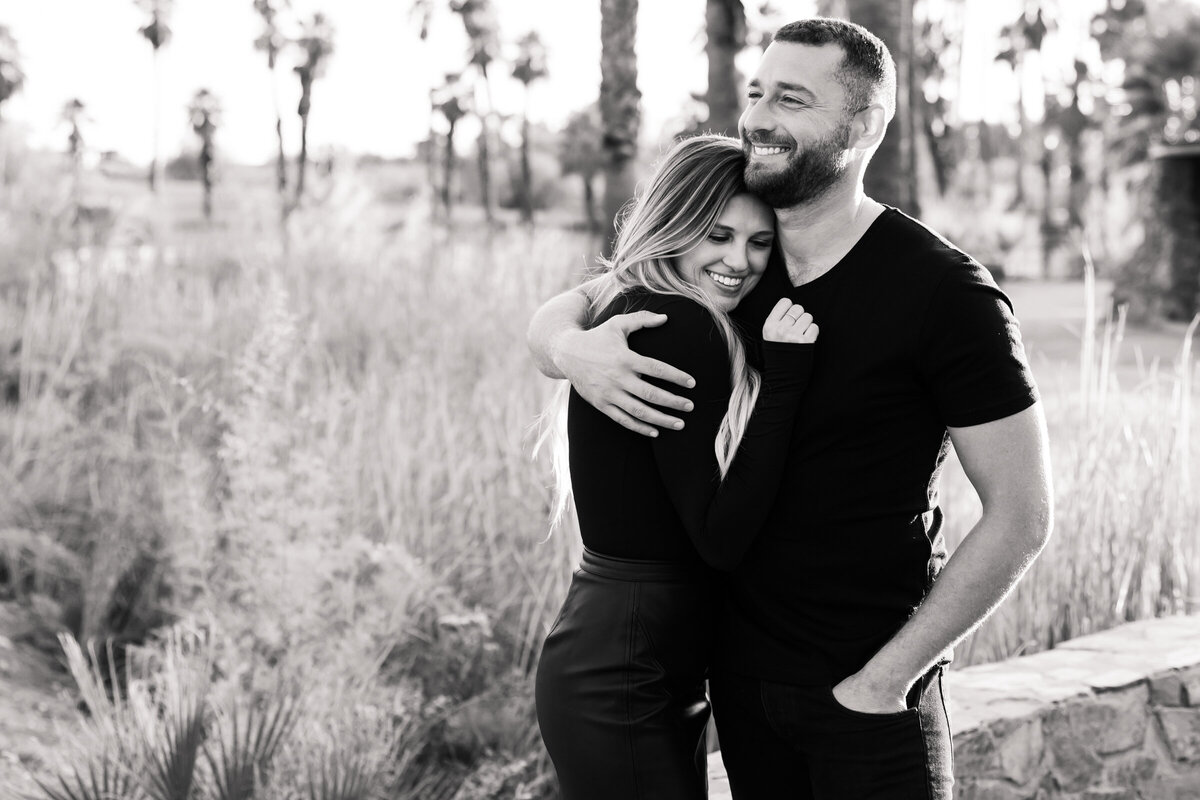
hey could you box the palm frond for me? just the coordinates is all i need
[35,749,141,800]
[204,692,299,800]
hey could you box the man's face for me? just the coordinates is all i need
[740,42,855,209]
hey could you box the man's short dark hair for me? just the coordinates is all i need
[771,18,896,120]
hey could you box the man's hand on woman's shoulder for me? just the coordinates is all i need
[555,311,697,438]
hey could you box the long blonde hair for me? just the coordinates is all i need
[538,134,765,526]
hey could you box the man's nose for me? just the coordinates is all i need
[740,98,772,140]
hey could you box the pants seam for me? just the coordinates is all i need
[625,582,641,799]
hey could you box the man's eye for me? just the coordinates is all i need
[747,91,762,100]
[781,96,806,106]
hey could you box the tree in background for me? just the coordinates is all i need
[600,0,641,256]
[913,0,965,198]
[452,0,501,225]
[135,0,173,194]
[705,0,747,136]
[292,12,334,205]
[254,0,291,205]
[61,98,87,207]
[837,0,920,214]
[559,105,605,232]
[433,73,469,218]
[0,25,23,123]
[1092,0,1200,320]
[994,3,1051,214]
[512,31,548,224]
[187,88,221,221]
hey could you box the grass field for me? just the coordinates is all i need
[0,160,1197,798]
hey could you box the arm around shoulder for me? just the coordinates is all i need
[526,288,591,380]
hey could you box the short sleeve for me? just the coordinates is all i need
[917,261,1039,428]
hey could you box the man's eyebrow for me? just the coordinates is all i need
[746,79,818,102]
[777,82,817,100]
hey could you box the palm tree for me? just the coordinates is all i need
[841,0,919,214]
[433,73,469,217]
[253,0,290,202]
[705,0,747,135]
[292,12,334,205]
[135,0,174,193]
[0,28,25,184]
[187,88,221,221]
[600,0,642,255]
[559,106,605,232]
[512,31,548,223]
[451,0,500,224]
[62,98,87,206]
[994,4,1051,213]
[0,26,24,121]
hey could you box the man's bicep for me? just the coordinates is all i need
[527,288,590,379]
[947,403,1052,523]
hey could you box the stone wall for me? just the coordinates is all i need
[708,615,1200,799]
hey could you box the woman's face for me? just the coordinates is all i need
[675,193,775,312]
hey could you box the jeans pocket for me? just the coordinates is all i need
[824,684,920,721]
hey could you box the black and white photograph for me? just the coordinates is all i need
[0,1,1199,798]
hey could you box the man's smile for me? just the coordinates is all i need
[751,144,791,157]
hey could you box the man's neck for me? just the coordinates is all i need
[774,183,887,286]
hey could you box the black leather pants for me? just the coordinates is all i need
[535,548,717,800]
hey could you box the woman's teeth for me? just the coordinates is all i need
[707,271,743,288]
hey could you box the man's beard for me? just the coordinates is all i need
[743,124,851,209]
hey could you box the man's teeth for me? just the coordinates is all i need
[753,145,788,155]
[707,271,743,287]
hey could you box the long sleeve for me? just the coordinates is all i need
[628,295,812,570]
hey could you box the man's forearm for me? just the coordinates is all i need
[857,507,1051,695]
[527,289,590,379]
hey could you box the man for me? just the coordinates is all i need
[527,18,1052,799]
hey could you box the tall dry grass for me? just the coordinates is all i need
[0,165,1197,795]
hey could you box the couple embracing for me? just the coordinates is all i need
[528,18,1052,800]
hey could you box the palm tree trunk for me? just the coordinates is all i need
[600,0,641,257]
[583,173,597,231]
[843,0,919,213]
[296,112,309,203]
[270,64,287,198]
[705,0,745,136]
[476,66,495,224]
[520,91,534,224]
[444,121,457,218]
[150,46,162,193]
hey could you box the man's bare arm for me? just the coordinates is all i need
[832,402,1053,713]
[526,288,697,437]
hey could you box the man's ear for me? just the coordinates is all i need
[847,105,888,152]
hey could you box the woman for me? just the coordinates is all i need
[535,134,818,799]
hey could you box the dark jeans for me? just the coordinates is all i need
[710,667,953,800]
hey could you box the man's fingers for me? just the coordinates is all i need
[615,311,669,333]
[632,354,695,389]
[602,404,662,438]
[628,379,693,414]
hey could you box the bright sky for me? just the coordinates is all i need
[1,0,1106,166]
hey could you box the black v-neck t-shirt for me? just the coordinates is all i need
[720,206,1040,685]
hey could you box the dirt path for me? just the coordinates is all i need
[0,602,78,798]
